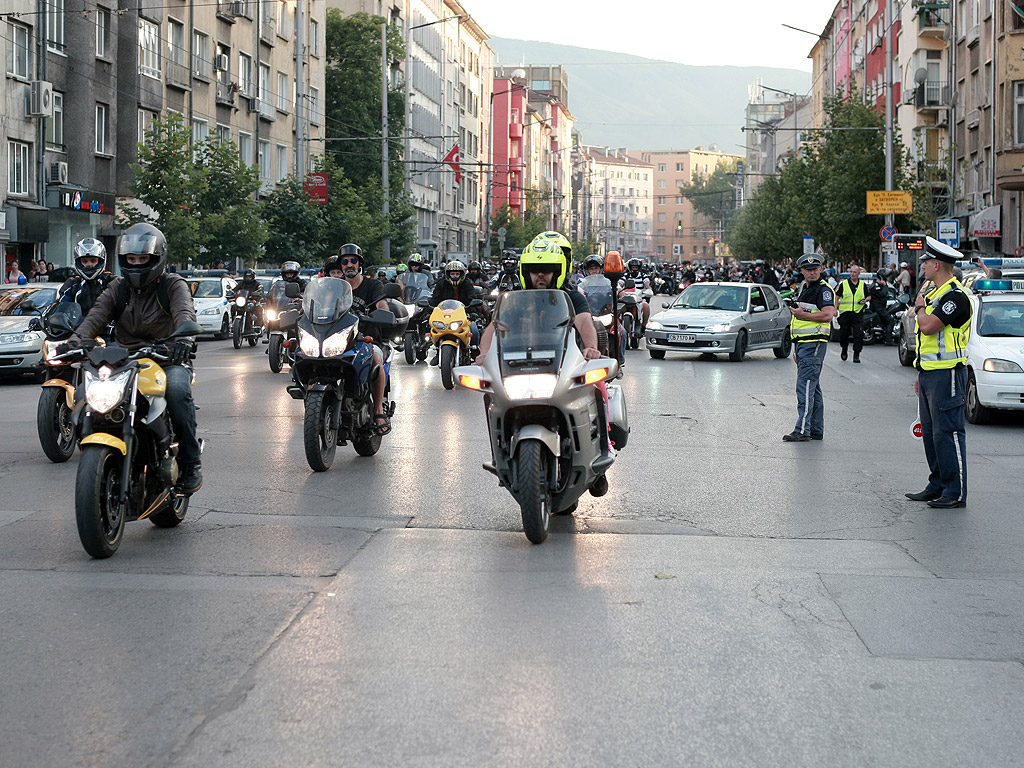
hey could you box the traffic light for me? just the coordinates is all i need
[619,219,626,231]
[676,220,683,232]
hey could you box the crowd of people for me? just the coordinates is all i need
[4,258,63,284]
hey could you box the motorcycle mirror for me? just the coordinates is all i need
[169,320,204,338]
[383,283,402,300]
[897,293,911,305]
[471,285,484,299]
[468,298,483,308]
[20,299,39,314]
[284,282,301,299]
[367,309,398,327]
[417,298,431,308]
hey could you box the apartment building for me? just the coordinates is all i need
[642,148,742,262]
[742,86,813,201]
[488,75,528,254]
[584,146,653,258]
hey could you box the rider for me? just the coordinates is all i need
[280,260,307,291]
[407,253,433,287]
[490,250,522,292]
[428,260,480,365]
[620,257,651,333]
[230,268,265,328]
[326,244,392,435]
[580,255,625,363]
[64,223,204,494]
[466,260,488,288]
[866,268,893,339]
[54,238,114,319]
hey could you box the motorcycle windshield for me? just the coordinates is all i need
[302,277,353,325]
[577,274,614,316]
[403,272,430,303]
[438,299,464,312]
[494,289,573,376]
[266,281,291,308]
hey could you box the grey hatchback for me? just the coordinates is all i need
[645,282,792,362]
[0,284,60,380]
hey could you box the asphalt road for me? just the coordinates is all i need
[1,326,1023,767]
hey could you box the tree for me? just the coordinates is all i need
[679,159,738,228]
[261,176,327,267]
[194,137,267,266]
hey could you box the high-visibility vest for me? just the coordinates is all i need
[915,277,971,370]
[790,282,832,343]
[837,279,867,313]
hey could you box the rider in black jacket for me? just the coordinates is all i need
[428,260,479,364]
[55,238,113,317]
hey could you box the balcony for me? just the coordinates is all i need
[996,150,1024,190]
[916,7,947,38]
[259,98,275,121]
[508,122,522,138]
[216,81,236,106]
[260,17,275,44]
[166,60,190,90]
[966,109,980,129]
[915,81,949,110]
[916,160,948,186]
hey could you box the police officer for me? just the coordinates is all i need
[784,253,837,442]
[905,237,972,508]
[835,264,869,362]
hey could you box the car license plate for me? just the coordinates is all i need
[668,333,695,343]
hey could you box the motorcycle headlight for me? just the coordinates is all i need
[646,320,663,331]
[503,373,557,400]
[84,368,133,414]
[449,320,463,331]
[322,328,353,357]
[298,328,321,357]
[432,320,447,330]
[235,296,246,307]
[983,358,1024,373]
[705,323,731,333]
[266,309,279,322]
[597,313,613,327]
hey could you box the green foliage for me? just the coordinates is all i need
[261,176,327,267]
[490,201,549,251]
[679,159,738,225]
[572,233,600,259]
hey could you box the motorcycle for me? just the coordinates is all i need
[37,302,85,463]
[427,298,482,390]
[400,272,433,365]
[50,318,205,559]
[454,289,627,544]
[577,274,619,361]
[265,281,301,373]
[230,287,265,349]
[618,279,650,350]
[285,278,405,471]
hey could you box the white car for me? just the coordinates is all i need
[965,281,1024,423]
[187,276,236,339]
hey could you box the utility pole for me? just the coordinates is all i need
[381,21,390,263]
[884,0,895,270]
[295,0,306,176]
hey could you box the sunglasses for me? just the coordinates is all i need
[339,257,360,265]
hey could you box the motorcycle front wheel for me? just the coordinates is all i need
[75,445,126,558]
[404,330,417,365]
[304,391,338,471]
[440,344,456,390]
[232,317,243,349]
[37,386,76,463]
[268,335,284,373]
[516,440,550,544]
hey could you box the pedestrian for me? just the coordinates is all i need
[783,253,836,442]
[835,264,869,362]
[905,237,973,509]
[896,261,913,295]
[6,261,24,284]
[35,260,47,280]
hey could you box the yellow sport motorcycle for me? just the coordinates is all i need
[52,319,204,559]
[428,298,481,390]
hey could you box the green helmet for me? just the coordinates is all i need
[533,231,572,278]
[397,263,408,273]
[519,237,566,289]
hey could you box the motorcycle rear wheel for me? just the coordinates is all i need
[269,335,284,373]
[37,386,76,463]
[75,445,126,558]
[440,344,456,390]
[304,391,338,471]
[404,330,416,365]
[232,317,242,349]
[517,440,550,544]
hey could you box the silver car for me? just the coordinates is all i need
[0,284,60,381]
[645,282,792,362]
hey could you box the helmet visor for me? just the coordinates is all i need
[118,233,162,256]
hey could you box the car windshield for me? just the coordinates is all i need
[403,272,430,303]
[0,286,58,315]
[189,280,223,298]
[577,274,614,316]
[674,284,747,311]
[977,300,1024,337]
[494,289,573,373]
[302,277,353,325]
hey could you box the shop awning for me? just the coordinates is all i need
[969,205,1001,238]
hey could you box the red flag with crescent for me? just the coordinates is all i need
[443,144,462,185]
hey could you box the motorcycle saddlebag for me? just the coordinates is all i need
[606,383,629,449]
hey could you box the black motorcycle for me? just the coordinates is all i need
[400,272,433,365]
[265,281,302,372]
[230,287,265,349]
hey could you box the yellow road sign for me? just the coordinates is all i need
[867,190,913,214]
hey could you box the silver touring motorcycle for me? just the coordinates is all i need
[455,289,628,544]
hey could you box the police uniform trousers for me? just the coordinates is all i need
[918,366,968,502]
[794,341,826,436]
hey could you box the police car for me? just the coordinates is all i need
[964,279,1024,423]
[187,276,236,339]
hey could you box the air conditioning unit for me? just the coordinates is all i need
[230,0,245,16]
[29,80,53,117]
[245,96,259,113]
[936,111,949,126]
[48,161,68,185]
[214,53,229,71]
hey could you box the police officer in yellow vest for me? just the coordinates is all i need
[905,237,973,508]
[835,264,869,362]
[784,253,837,442]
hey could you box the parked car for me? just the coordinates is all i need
[187,276,236,339]
[0,284,60,381]
[963,281,1024,423]
[645,282,792,362]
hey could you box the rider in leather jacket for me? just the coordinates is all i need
[56,238,113,317]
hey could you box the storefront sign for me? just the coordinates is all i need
[305,173,328,204]
[59,188,115,215]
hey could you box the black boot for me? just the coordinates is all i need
[179,463,203,495]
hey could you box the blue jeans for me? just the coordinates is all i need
[794,341,826,436]
[918,367,968,502]
[165,364,201,467]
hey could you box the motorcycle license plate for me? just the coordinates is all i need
[668,333,695,343]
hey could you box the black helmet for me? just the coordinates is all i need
[338,243,363,264]
[322,255,341,275]
[875,268,890,280]
[468,260,482,274]
[628,257,642,272]
[796,254,823,270]
[73,238,106,281]
[501,251,518,273]
[377,269,387,279]
[243,268,256,281]
[118,223,167,290]
[281,260,301,280]
[583,254,604,272]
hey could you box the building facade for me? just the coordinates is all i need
[583,146,653,258]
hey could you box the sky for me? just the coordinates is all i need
[470,0,837,72]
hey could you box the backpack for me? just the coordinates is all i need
[111,273,182,323]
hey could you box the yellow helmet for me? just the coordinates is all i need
[519,237,566,289]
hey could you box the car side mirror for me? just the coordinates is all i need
[383,283,402,300]
[897,293,911,305]
[661,302,670,309]
[752,305,766,313]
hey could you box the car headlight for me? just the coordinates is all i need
[199,307,221,315]
[321,328,353,357]
[449,320,463,331]
[705,323,731,333]
[266,309,279,322]
[503,373,557,400]
[432,320,447,330]
[646,320,663,331]
[235,296,246,307]
[983,358,1024,373]
[298,328,320,357]
[0,331,44,344]
[84,368,133,413]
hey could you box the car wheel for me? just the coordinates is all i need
[729,329,747,362]
[649,349,666,360]
[215,314,230,340]
[965,371,993,425]
[774,331,792,359]
[897,328,914,367]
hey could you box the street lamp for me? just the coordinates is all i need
[484,74,526,261]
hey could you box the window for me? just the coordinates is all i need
[1014,82,1024,145]
[192,31,210,78]
[95,103,109,154]
[216,124,231,144]
[676,162,684,171]
[47,92,64,149]
[238,131,253,166]
[657,163,666,172]
[657,179,666,189]
[8,140,30,195]
[657,196,665,205]
[191,118,209,145]
[168,19,185,66]
[310,18,319,56]
[676,195,685,204]
[96,8,109,57]
[276,144,288,181]
[259,63,271,105]
[138,109,155,146]
[277,71,289,111]
[8,22,31,78]
[511,108,520,123]
[258,140,270,181]
[1014,0,1024,30]
[308,86,320,125]
[531,79,550,90]
[138,19,160,79]
[46,0,64,51]
[657,212,667,222]
[238,52,253,95]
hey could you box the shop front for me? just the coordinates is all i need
[44,186,117,273]
[2,202,49,283]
